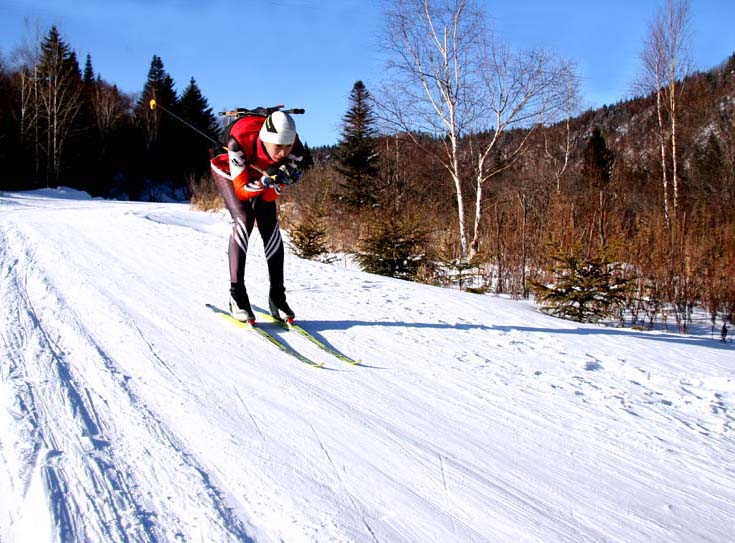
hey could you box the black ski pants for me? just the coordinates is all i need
[214,174,285,290]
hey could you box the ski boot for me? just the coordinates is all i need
[229,284,255,323]
[269,286,295,324]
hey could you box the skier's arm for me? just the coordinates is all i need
[228,137,270,200]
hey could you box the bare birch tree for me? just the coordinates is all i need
[17,65,40,177]
[469,41,573,255]
[12,23,44,179]
[640,27,672,227]
[378,0,574,259]
[638,0,692,226]
[91,80,128,152]
[36,26,83,185]
[544,64,582,195]
[379,0,483,257]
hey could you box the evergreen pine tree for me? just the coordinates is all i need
[135,55,179,191]
[83,54,94,87]
[301,142,314,170]
[178,77,221,179]
[693,133,726,203]
[0,55,19,189]
[582,126,615,247]
[71,53,104,194]
[334,80,380,208]
[289,209,334,263]
[137,55,178,115]
[582,127,613,188]
[354,213,430,281]
[531,249,633,323]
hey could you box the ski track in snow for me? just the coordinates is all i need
[1,211,258,542]
[1,188,734,543]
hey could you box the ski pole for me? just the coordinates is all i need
[149,99,268,175]
[149,98,225,150]
[148,99,284,178]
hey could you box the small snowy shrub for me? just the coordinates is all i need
[289,210,335,263]
[531,251,634,323]
[354,214,430,281]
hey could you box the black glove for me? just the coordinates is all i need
[266,163,302,185]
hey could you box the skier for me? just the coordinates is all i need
[210,110,303,323]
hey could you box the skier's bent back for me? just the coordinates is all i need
[210,110,304,322]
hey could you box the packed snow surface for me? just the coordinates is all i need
[1,188,734,543]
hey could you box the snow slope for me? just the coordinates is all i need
[1,188,733,543]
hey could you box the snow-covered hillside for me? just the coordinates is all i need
[1,188,733,543]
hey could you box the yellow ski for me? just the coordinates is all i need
[254,310,361,366]
[208,305,324,368]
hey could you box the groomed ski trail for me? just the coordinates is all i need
[1,189,734,543]
[0,219,260,542]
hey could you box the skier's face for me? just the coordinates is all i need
[263,141,294,162]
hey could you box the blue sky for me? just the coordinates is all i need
[1,0,734,147]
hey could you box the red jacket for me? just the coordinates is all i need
[210,116,303,201]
